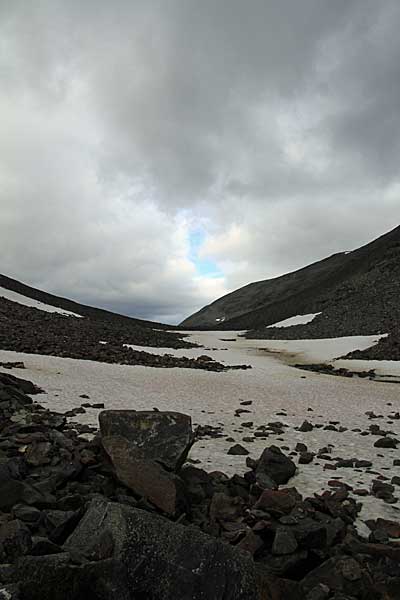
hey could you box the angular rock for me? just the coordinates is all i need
[180,466,213,503]
[299,452,314,464]
[301,556,375,599]
[299,420,313,432]
[236,531,263,556]
[292,519,329,549]
[256,446,296,486]
[99,410,194,471]
[295,443,307,453]
[43,510,80,544]
[255,489,297,514]
[255,471,278,490]
[64,498,259,600]
[272,528,298,555]
[228,444,249,456]
[12,505,41,526]
[30,536,63,556]
[98,434,187,515]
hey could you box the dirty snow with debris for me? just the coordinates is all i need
[0,286,82,317]
[1,330,399,529]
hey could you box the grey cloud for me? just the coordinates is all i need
[1,1,400,323]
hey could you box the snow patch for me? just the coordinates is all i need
[0,286,82,317]
[256,334,387,364]
[267,312,322,328]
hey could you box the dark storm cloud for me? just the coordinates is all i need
[1,0,400,323]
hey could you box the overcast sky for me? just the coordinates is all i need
[1,1,400,323]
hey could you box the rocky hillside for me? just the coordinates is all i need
[0,275,253,370]
[0,273,170,329]
[181,225,400,341]
[343,327,400,362]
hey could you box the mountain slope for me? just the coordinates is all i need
[181,225,400,337]
[0,274,195,360]
[0,273,170,329]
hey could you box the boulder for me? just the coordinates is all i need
[299,452,314,464]
[272,528,298,555]
[63,498,259,600]
[256,446,296,486]
[301,556,376,599]
[98,434,187,515]
[255,489,297,514]
[12,554,130,600]
[99,410,194,515]
[228,444,249,456]
[373,437,398,448]
[99,410,194,471]
[299,420,313,432]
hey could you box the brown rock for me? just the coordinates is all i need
[367,518,400,539]
[237,531,264,556]
[255,489,297,514]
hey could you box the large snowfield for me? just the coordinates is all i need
[1,330,400,531]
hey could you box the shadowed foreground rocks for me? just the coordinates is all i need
[1,372,400,599]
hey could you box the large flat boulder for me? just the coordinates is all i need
[63,498,259,600]
[99,410,194,471]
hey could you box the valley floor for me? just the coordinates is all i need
[1,330,400,531]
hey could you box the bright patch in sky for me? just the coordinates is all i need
[188,229,222,278]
